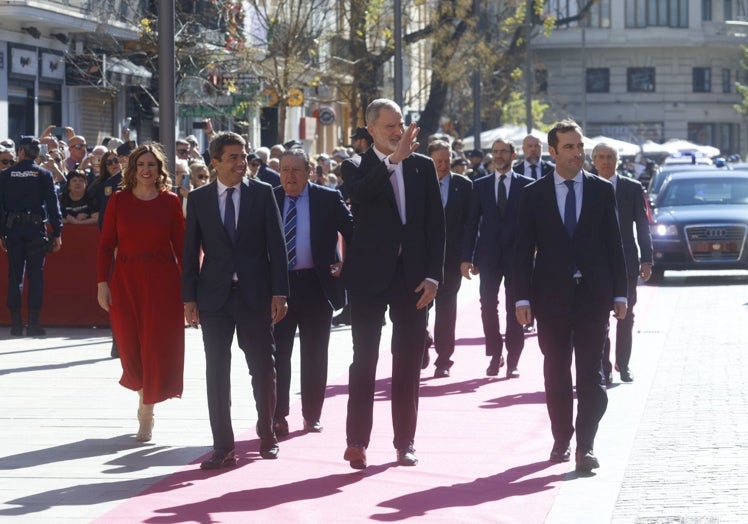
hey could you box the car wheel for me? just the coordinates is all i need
[647,267,665,285]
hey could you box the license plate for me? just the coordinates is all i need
[692,241,737,253]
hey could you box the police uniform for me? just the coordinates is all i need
[0,157,62,336]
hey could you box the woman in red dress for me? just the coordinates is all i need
[96,144,185,442]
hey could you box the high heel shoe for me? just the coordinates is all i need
[136,408,154,442]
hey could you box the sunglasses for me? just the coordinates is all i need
[177,149,190,155]
[249,162,260,168]
[1,159,13,165]
[106,158,120,166]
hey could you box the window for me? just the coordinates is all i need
[722,69,731,93]
[693,67,711,92]
[724,0,733,20]
[627,67,656,92]
[626,0,688,27]
[586,68,610,93]
[548,0,612,28]
[702,0,712,20]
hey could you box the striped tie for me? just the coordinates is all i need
[285,197,298,269]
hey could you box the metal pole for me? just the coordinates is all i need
[472,0,481,150]
[581,9,587,132]
[525,0,533,134]
[158,0,176,177]
[394,0,404,109]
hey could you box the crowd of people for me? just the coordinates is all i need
[0,100,654,476]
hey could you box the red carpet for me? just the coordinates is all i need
[95,288,653,523]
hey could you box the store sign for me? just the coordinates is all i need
[318,106,335,125]
[41,51,65,82]
[10,46,38,78]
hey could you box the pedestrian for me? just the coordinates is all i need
[591,143,653,385]
[513,119,628,473]
[182,131,289,469]
[424,140,472,378]
[96,144,186,443]
[0,136,63,336]
[341,98,445,469]
[272,148,353,436]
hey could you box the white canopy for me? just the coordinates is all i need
[461,125,547,150]
[587,136,640,157]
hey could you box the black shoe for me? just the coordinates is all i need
[303,419,323,433]
[523,324,535,334]
[273,417,289,437]
[619,369,634,382]
[549,442,571,463]
[434,367,450,378]
[10,325,24,336]
[421,332,433,369]
[486,355,505,376]
[200,449,236,470]
[260,440,279,459]
[344,445,367,469]
[26,325,46,337]
[575,449,600,472]
[506,368,520,379]
[396,445,418,466]
[605,373,613,387]
[110,342,119,359]
[331,308,351,326]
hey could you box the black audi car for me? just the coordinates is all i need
[648,171,748,284]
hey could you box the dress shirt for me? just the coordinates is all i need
[284,185,313,270]
[494,170,512,203]
[439,175,450,208]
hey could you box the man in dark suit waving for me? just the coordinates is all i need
[462,139,533,378]
[272,148,353,436]
[591,143,653,385]
[183,132,289,469]
[513,120,628,473]
[341,98,445,469]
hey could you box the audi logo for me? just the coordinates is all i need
[704,228,728,238]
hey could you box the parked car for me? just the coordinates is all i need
[646,164,723,205]
[648,171,748,284]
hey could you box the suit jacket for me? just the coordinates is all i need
[513,160,555,180]
[258,164,281,187]
[513,171,628,320]
[462,171,533,270]
[615,175,653,277]
[341,148,445,295]
[443,173,473,271]
[182,178,289,312]
[273,183,354,310]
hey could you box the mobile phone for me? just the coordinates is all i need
[39,144,49,162]
[192,121,207,129]
[51,126,65,138]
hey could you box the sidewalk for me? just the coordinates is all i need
[1,274,746,522]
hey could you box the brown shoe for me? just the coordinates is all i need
[344,445,367,469]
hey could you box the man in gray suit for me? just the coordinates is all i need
[591,143,653,385]
[183,132,289,469]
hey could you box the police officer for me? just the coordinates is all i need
[0,136,62,336]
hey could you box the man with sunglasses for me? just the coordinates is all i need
[65,135,88,172]
[0,145,15,169]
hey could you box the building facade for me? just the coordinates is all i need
[535,0,747,156]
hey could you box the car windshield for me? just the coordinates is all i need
[658,178,748,207]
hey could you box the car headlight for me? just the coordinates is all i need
[650,223,678,237]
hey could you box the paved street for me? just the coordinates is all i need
[1,272,747,523]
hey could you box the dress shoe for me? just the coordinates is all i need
[507,368,520,379]
[523,324,536,334]
[260,440,279,459]
[575,449,600,472]
[486,355,505,376]
[549,442,571,463]
[421,332,433,369]
[303,419,323,433]
[26,325,46,337]
[619,369,634,382]
[10,325,24,336]
[200,449,236,470]
[434,367,450,378]
[331,307,351,326]
[396,445,418,466]
[273,417,290,437]
[605,373,613,387]
[344,445,367,469]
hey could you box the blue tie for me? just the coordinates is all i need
[564,180,576,237]
[224,187,236,243]
[285,197,298,269]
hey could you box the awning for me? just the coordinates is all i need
[106,57,152,87]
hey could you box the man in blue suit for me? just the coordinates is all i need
[513,135,555,180]
[591,143,653,385]
[183,132,289,469]
[462,139,533,378]
[272,149,353,436]
[514,120,628,473]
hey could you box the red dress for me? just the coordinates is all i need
[97,190,186,404]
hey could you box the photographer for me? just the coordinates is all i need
[0,136,63,336]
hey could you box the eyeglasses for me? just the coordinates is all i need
[71,144,87,149]
[197,175,209,180]
[249,162,260,168]
[106,158,120,166]
[0,159,13,165]
[177,149,190,155]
